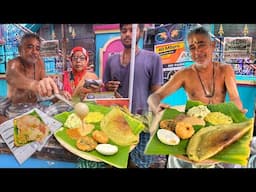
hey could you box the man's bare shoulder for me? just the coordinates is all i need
[7,57,22,69]
[8,57,20,64]
[218,62,233,70]
[217,62,235,77]
[178,65,193,74]
[219,62,230,67]
[172,66,193,79]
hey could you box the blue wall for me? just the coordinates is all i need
[0,79,7,97]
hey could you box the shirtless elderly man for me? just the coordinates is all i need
[148,26,246,114]
[147,26,247,168]
[6,33,59,104]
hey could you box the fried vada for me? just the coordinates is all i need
[175,122,195,139]
[92,130,109,144]
[159,119,176,131]
[76,136,97,151]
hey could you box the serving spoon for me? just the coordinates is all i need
[54,93,74,107]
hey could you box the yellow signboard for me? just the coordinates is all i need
[154,41,185,64]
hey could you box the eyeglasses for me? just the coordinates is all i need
[72,56,87,61]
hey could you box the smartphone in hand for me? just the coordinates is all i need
[84,79,102,89]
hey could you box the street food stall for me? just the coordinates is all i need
[0,24,255,168]
[0,24,143,168]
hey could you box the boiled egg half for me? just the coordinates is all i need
[96,144,118,155]
[157,129,180,145]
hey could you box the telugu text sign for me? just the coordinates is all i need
[40,40,59,57]
[224,37,252,60]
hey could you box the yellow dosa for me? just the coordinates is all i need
[187,119,252,162]
[100,107,139,146]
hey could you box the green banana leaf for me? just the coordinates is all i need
[144,100,254,166]
[54,102,145,168]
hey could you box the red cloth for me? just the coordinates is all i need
[72,68,86,87]
[70,46,88,58]
[63,71,72,95]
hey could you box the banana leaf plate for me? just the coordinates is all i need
[54,102,144,168]
[144,100,254,166]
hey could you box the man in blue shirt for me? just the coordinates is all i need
[103,24,164,168]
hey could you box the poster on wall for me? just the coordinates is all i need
[154,41,185,82]
[224,37,255,75]
[154,24,186,83]
[155,41,185,65]
[40,40,59,57]
[224,37,252,61]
